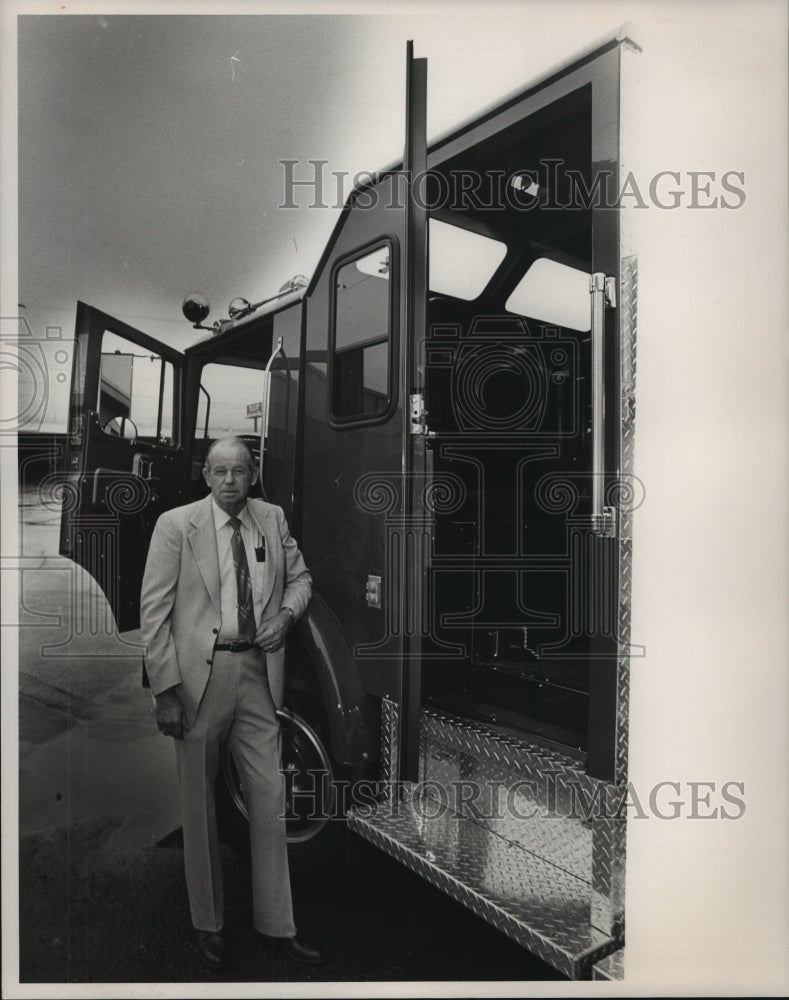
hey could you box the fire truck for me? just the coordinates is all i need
[60,26,640,980]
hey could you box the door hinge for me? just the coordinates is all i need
[409,393,434,437]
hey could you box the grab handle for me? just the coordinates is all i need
[589,273,616,536]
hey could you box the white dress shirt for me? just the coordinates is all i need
[211,498,265,641]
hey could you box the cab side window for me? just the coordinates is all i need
[98,331,175,444]
[192,360,266,489]
[330,241,396,424]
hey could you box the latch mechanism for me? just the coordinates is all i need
[591,272,617,309]
[605,275,616,309]
[409,393,435,437]
[365,574,382,610]
[593,508,617,538]
[132,453,153,480]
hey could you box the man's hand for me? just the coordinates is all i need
[155,687,187,740]
[255,609,293,653]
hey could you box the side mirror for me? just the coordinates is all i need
[102,415,138,441]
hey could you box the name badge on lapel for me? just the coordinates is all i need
[255,531,266,563]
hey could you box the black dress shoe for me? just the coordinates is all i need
[193,929,230,972]
[259,933,325,965]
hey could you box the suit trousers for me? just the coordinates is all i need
[174,647,296,937]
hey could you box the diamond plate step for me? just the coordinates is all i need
[592,946,625,980]
[347,794,615,980]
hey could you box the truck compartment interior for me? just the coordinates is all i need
[418,88,598,757]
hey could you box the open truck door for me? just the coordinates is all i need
[295,41,430,780]
[396,42,430,783]
[60,302,187,632]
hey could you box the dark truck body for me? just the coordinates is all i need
[61,29,639,980]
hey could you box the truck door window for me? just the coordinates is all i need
[195,383,211,443]
[330,241,395,423]
[158,358,174,444]
[505,257,591,332]
[428,219,507,300]
[98,331,175,443]
[197,362,266,439]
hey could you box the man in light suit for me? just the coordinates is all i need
[140,436,322,972]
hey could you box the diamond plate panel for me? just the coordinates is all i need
[380,696,399,796]
[422,708,621,817]
[348,795,616,980]
[615,35,640,787]
[418,709,626,939]
[615,255,638,786]
[591,816,626,936]
[592,946,625,981]
[421,718,594,883]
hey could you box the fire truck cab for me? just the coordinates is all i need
[61,28,639,980]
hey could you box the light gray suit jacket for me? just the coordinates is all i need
[140,494,312,726]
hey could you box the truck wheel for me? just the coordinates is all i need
[218,707,334,847]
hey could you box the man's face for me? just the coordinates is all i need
[202,441,258,516]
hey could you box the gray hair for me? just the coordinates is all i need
[203,436,256,471]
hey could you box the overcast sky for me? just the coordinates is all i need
[14,2,654,430]
[9,0,788,435]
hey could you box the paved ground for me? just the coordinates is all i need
[19,822,562,985]
[13,479,563,988]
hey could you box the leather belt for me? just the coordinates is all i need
[214,640,255,653]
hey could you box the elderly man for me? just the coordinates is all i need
[140,436,321,972]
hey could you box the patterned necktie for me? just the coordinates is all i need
[229,516,256,642]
